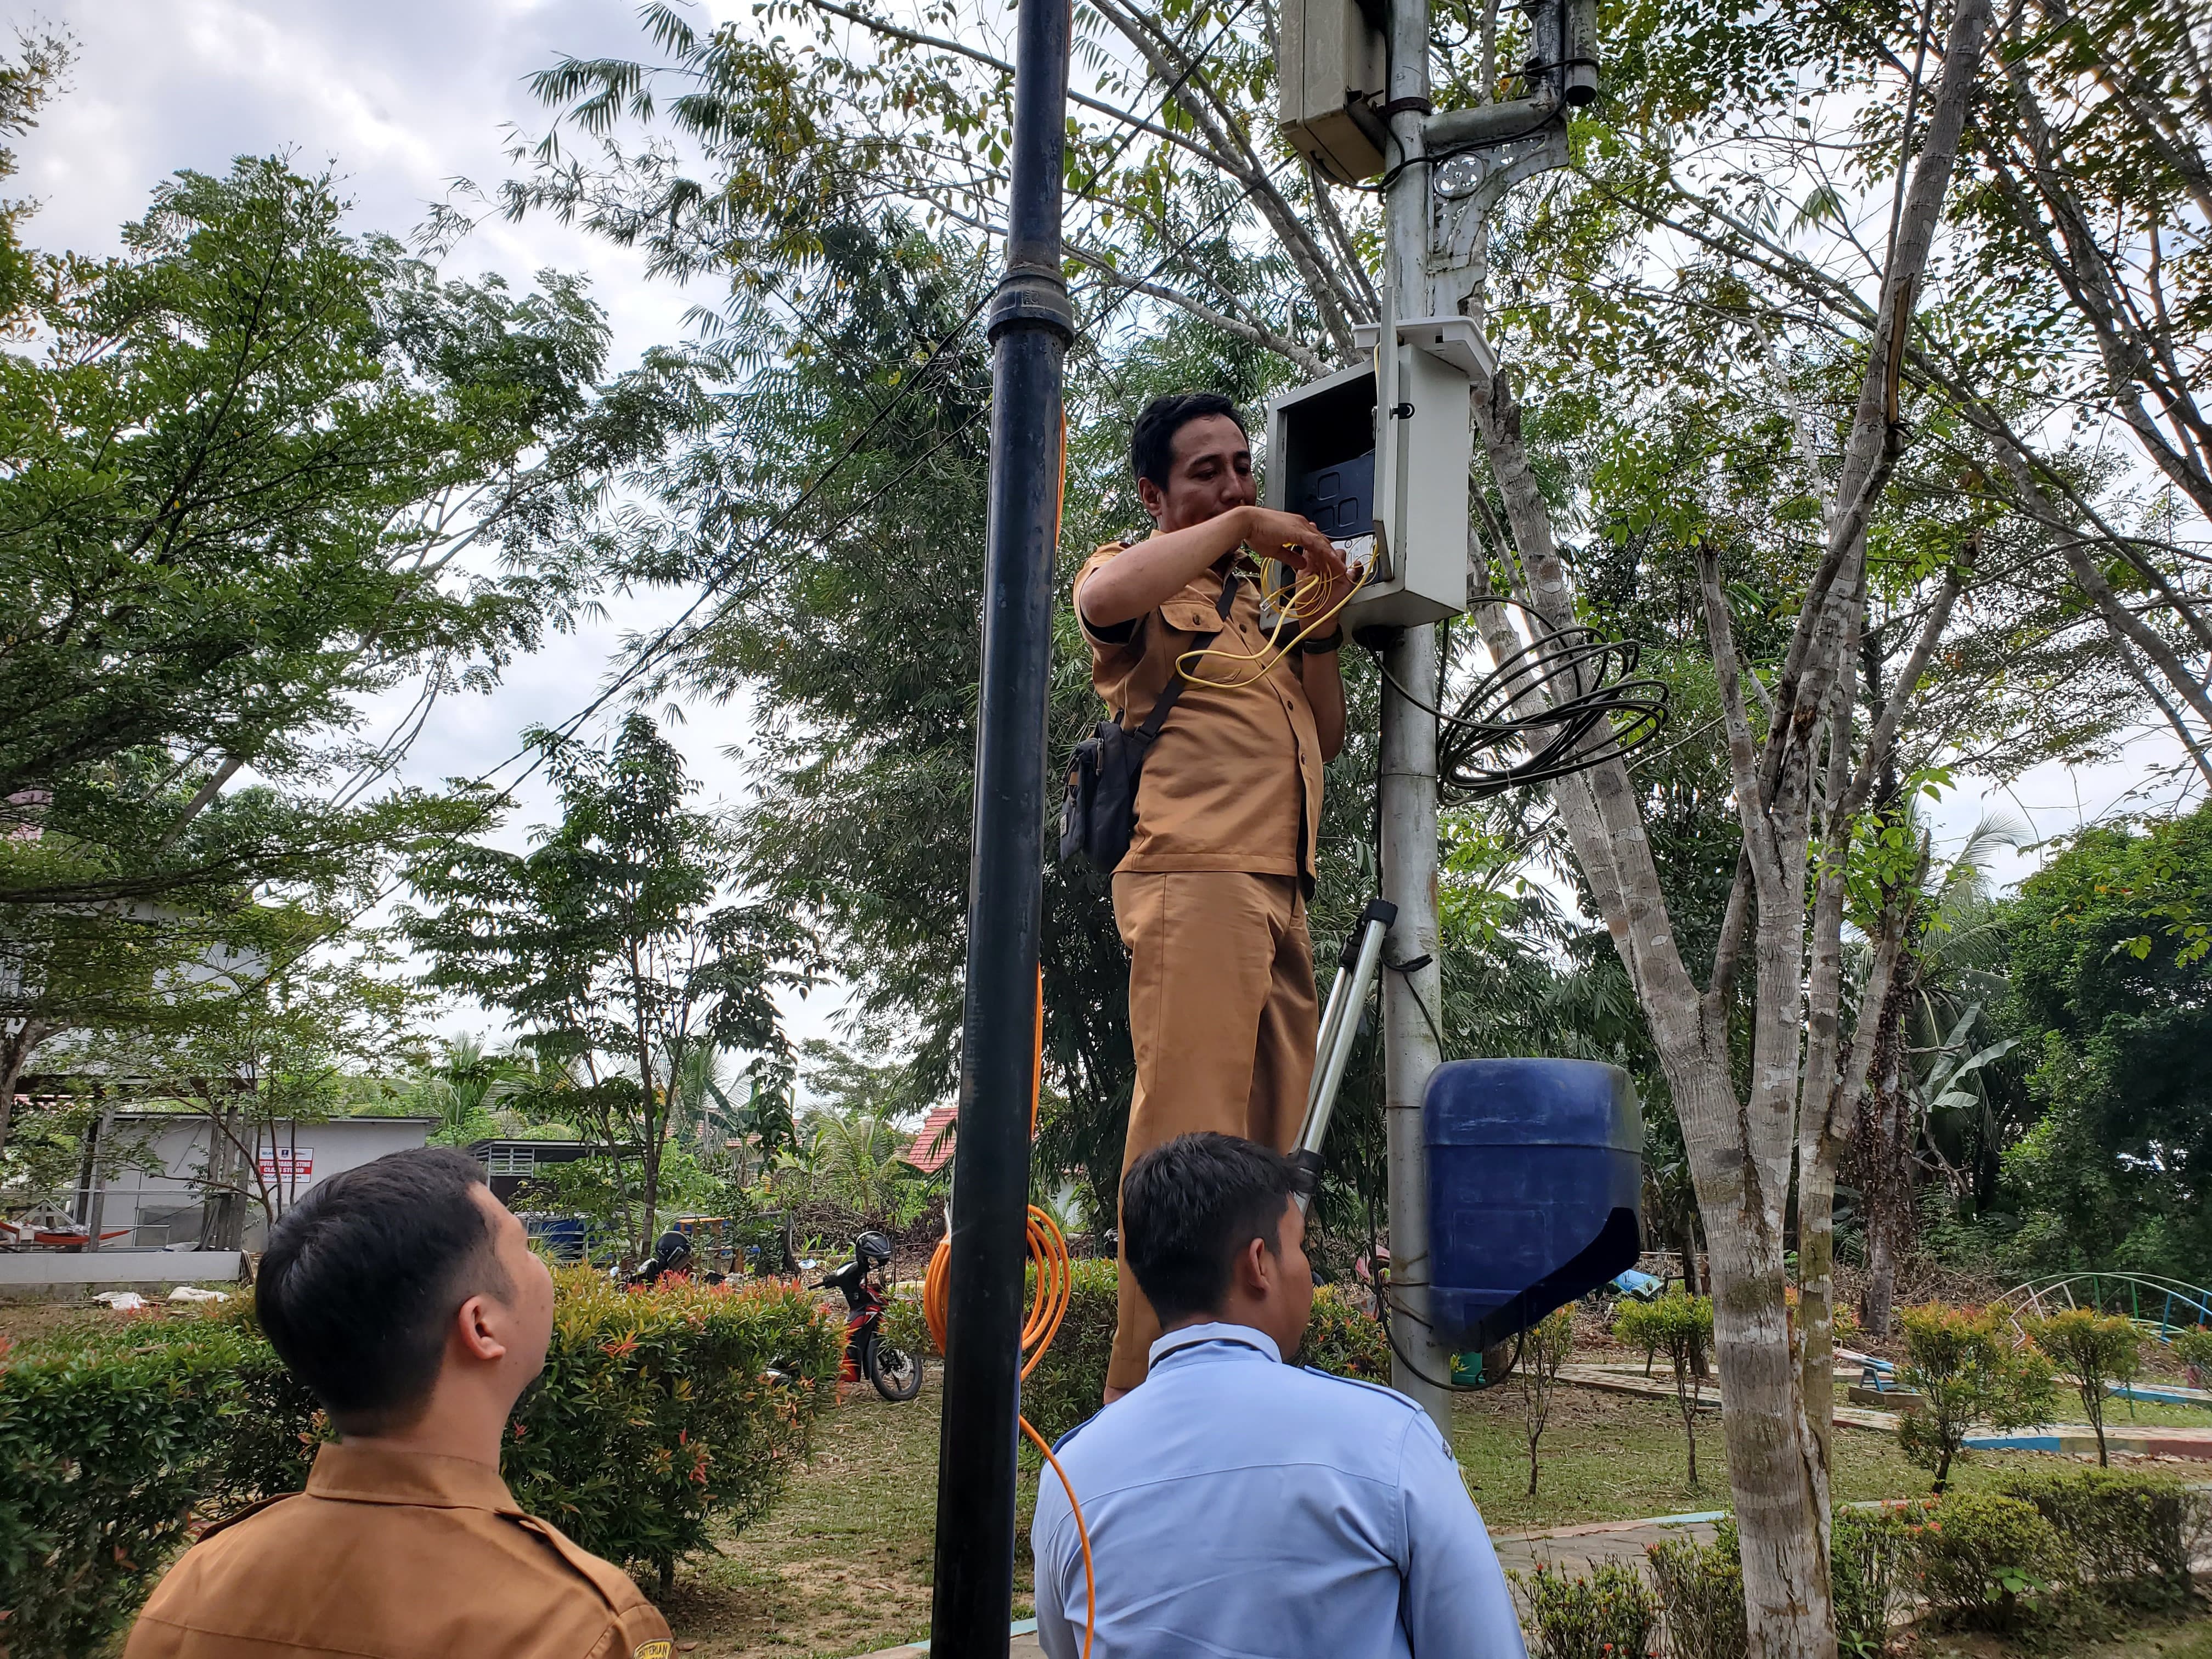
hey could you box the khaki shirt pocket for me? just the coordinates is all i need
[1159,599,1221,636]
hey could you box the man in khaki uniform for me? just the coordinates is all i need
[1075,392,1350,1398]
[126,1148,673,1659]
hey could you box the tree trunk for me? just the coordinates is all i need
[1684,1071,1832,1651]
[1857,963,1916,1339]
[0,1018,54,1162]
[198,1097,249,1252]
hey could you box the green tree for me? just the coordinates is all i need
[1999,804,2212,1280]
[780,1108,925,1228]
[0,29,68,315]
[1895,1305,2057,1492]
[399,714,810,1254]
[494,2,2193,1644]
[408,1034,538,1146]
[0,153,695,1131]
[2026,1310,2142,1469]
[1517,1304,1575,1497]
[1615,1288,1714,1485]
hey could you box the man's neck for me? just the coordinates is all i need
[1160,1312,1265,1339]
[343,1395,507,1468]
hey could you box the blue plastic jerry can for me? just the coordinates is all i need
[1423,1059,1644,1351]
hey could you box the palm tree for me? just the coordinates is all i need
[781,1108,918,1224]
[417,1034,527,1144]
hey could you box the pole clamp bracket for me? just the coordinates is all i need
[988,261,1076,345]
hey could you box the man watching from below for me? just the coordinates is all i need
[1031,1132,1526,1659]
[126,1147,674,1659]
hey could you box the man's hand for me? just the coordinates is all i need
[1243,507,1347,588]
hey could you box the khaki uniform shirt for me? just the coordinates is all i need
[1075,541,1324,883]
[125,1442,674,1659]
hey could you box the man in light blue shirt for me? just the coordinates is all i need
[1031,1132,1527,1659]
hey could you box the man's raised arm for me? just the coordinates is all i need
[1077,505,1347,629]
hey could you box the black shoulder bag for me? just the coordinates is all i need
[1058,571,1238,872]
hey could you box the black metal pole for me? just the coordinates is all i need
[928,0,1071,1647]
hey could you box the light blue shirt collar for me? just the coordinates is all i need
[1146,1319,1282,1369]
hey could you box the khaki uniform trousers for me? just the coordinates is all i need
[1108,870,1318,1391]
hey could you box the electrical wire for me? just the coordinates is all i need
[1174,557,1372,690]
[1379,601,1669,799]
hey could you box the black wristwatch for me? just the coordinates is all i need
[1296,630,1345,655]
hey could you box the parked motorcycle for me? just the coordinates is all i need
[819,1229,923,1401]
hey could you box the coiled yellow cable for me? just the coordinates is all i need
[923,975,1094,1659]
[1174,555,1371,691]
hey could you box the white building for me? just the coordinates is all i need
[90,1112,437,1251]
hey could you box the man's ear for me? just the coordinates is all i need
[1236,1233,1273,1300]
[1137,475,1166,523]
[453,1294,510,1364]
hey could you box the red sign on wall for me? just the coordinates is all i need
[257,1149,314,1183]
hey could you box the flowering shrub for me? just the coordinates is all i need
[1894,1304,2056,1491]
[1301,1282,1391,1381]
[1904,1491,2066,1630]
[1511,1560,1660,1659]
[504,1269,842,1586]
[0,1320,251,1659]
[1645,1527,1745,1659]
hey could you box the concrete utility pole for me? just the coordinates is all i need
[1376,0,1454,1435]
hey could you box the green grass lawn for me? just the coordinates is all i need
[656,1370,2130,1658]
[657,1386,1040,1659]
[1448,1377,2065,1534]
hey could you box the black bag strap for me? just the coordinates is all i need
[1129,567,1239,744]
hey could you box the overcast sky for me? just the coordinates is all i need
[19,1,2199,1074]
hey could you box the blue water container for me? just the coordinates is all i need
[522,1213,588,1264]
[1424,1058,1643,1350]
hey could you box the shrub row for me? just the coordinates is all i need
[0,1271,840,1659]
[1007,1259,1392,1444]
[1514,1469,2204,1659]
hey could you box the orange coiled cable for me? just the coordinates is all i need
[923,969,1095,1659]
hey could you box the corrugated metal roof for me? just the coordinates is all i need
[905,1104,959,1174]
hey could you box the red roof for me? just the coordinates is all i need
[905,1105,959,1175]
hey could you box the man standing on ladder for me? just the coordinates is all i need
[1073,391,1351,1401]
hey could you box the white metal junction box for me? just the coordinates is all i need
[1264,316,1479,630]
[1277,0,1387,185]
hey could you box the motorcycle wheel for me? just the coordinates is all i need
[866,1338,924,1401]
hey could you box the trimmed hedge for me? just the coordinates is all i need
[1646,1526,1745,1659]
[1830,1505,1911,1657]
[1995,1468,2198,1609]
[1513,1560,1661,1659]
[0,1272,840,1657]
[1643,1511,1905,1659]
[0,1323,252,1659]
[1015,1259,1395,1444]
[506,1271,841,1584]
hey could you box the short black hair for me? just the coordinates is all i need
[256,1147,511,1435]
[1130,392,1249,491]
[1122,1132,1297,1324]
